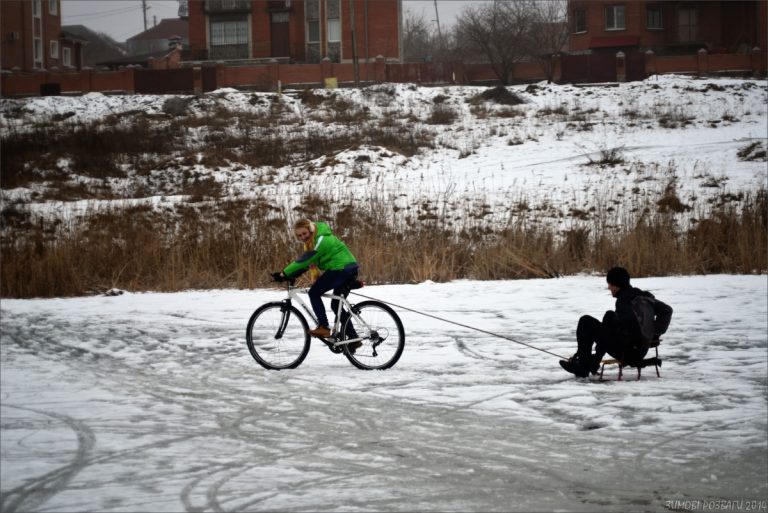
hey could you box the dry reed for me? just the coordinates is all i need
[2,187,765,298]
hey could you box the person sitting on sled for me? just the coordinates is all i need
[272,219,361,346]
[559,266,673,378]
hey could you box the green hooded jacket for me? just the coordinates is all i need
[283,222,357,278]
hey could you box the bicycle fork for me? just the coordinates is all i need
[275,300,292,339]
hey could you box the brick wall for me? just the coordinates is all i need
[2,49,765,98]
[0,2,27,70]
[42,0,62,70]
[568,1,765,54]
[1,69,135,96]
[0,0,64,71]
[186,0,207,60]
[186,0,399,63]
[648,49,762,76]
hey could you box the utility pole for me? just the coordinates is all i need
[142,0,149,31]
[349,0,359,86]
[435,0,443,61]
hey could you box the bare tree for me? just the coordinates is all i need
[527,0,569,82]
[452,0,567,84]
[402,9,438,62]
[454,1,536,85]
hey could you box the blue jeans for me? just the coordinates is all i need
[308,265,358,329]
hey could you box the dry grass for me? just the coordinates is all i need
[3,86,765,298]
[2,185,765,298]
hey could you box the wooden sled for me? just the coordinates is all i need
[599,340,661,381]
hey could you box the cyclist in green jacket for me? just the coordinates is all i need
[273,219,360,341]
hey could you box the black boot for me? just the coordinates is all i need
[588,354,602,375]
[559,354,589,378]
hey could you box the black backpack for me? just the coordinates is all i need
[631,295,658,347]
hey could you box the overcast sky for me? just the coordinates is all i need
[61,0,474,42]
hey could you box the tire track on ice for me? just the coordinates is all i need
[0,405,95,513]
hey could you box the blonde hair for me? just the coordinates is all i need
[293,219,315,233]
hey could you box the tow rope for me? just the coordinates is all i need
[351,291,568,360]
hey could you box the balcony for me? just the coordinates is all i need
[204,0,251,14]
[209,44,250,60]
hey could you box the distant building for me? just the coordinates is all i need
[126,18,189,56]
[187,0,402,64]
[568,0,767,55]
[1,0,84,71]
[61,25,127,68]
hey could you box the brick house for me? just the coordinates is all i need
[1,0,84,71]
[187,0,402,64]
[127,18,189,56]
[568,0,767,55]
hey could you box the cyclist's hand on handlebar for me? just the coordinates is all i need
[271,271,286,282]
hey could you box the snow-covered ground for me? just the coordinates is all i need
[2,74,767,510]
[2,275,766,512]
[2,75,766,233]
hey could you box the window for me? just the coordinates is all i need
[63,47,71,66]
[646,5,662,29]
[678,9,698,42]
[327,0,340,40]
[308,20,320,42]
[32,0,42,17]
[272,11,289,23]
[605,5,625,30]
[210,20,248,45]
[572,8,586,33]
[49,0,58,16]
[209,18,249,58]
[326,0,340,62]
[50,40,59,58]
[327,19,341,42]
[306,0,320,63]
[34,37,43,67]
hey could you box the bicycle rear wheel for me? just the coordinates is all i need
[342,300,404,370]
[246,302,310,370]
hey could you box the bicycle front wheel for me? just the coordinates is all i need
[246,302,310,370]
[342,300,405,370]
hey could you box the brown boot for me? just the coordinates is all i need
[308,326,331,338]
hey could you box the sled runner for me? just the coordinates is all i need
[598,339,662,381]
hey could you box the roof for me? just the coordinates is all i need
[61,25,128,65]
[60,28,89,43]
[589,36,639,49]
[127,18,188,42]
[96,48,175,68]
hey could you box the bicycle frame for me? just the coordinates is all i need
[282,286,369,349]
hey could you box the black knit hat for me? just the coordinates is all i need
[606,266,630,288]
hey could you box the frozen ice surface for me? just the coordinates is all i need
[2,275,766,511]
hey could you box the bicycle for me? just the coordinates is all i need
[246,277,405,370]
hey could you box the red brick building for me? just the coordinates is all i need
[187,0,401,64]
[1,0,84,71]
[568,1,767,55]
[127,18,189,56]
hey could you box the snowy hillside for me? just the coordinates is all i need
[1,75,766,234]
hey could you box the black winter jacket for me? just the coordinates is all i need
[610,286,673,347]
